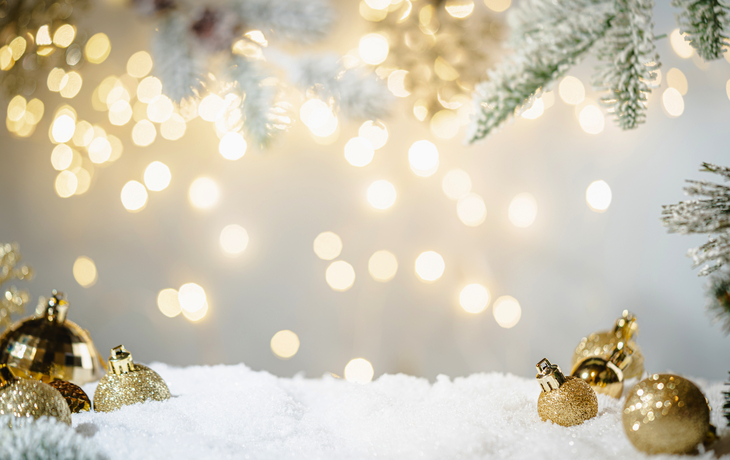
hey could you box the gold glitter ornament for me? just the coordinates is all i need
[0,290,106,385]
[571,342,633,398]
[49,379,91,413]
[572,310,644,380]
[0,364,71,424]
[536,358,597,427]
[623,374,716,455]
[93,345,171,413]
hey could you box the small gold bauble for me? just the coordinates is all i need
[623,374,714,455]
[0,291,106,386]
[93,345,171,413]
[48,379,91,413]
[571,311,644,380]
[536,358,597,427]
[0,365,71,424]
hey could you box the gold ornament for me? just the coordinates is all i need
[93,345,171,413]
[623,374,716,454]
[48,379,91,413]
[572,310,644,379]
[571,342,633,398]
[536,358,597,427]
[0,290,106,385]
[0,243,34,332]
[0,364,71,424]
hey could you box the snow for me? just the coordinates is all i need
[75,364,729,459]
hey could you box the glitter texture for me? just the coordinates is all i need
[93,364,171,413]
[572,330,645,380]
[49,379,91,413]
[623,374,711,454]
[0,378,72,425]
[538,376,598,427]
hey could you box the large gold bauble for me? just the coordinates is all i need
[0,291,106,386]
[0,365,71,424]
[623,374,713,455]
[571,311,644,380]
[535,358,598,427]
[571,356,624,398]
[93,345,171,413]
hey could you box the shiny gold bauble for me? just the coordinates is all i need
[0,365,71,424]
[0,291,106,386]
[623,374,713,455]
[538,376,598,427]
[93,345,171,413]
[571,356,624,398]
[49,379,91,413]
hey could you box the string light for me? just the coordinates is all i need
[144,161,171,191]
[408,140,439,177]
[359,121,388,149]
[521,98,544,119]
[430,110,460,139]
[325,260,356,291]
[344,137,375,167]
[344,358,374,384]
[54,170,78,198]
[670,29,693,58]
[219,224,249,255]
[442,169,472,200]
[313,232,343,260]
[127,51,153,78]
[456,193,487,226]
[445,0,475,18]
[484,0,511,12]
[161,113,187,140]
[72,256,98,288]
[559,76,585,105]
[182,301,208,321]
[120,180,148,211]
[368,250,398,282]
[415,251,445,282]
[508,193,537,228]
[662,88,685,117]
[189,177,219,209]
[199,94,225,122]
[459,284,490,313]
[157,288,181,318]
[178,283,207,313]
[132,120,156,146]
[84,33,111,64]
[219,132,247,160]
[666,68,688,95]
[586,180,612,212]
[367,180,397,209]
[88,137,112,163]
[359,33,389,65]
[271,330,300,359]
[493,295,521,328]
[578,105,605,134]
[51,145,74,170]
[147,95,174,123]
[51,115,76,143]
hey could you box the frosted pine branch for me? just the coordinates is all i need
[662,163,730,275]
[467,0,614,143]
[151,14,206,103]
[707,270,730,332]
[233,0,333,43]
[0,416,105,460]
[672,0,730,60]
[593,0,659,130]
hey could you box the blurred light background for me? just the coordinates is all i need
[1,0,729,382]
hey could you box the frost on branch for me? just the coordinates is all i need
[151,14,206,103]
[0,416,105,460]
[233,0,334,43]
[672,0,730,61]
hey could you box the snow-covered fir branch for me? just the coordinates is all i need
[707,270,730,333]
[152,14,206,103]
[672,0,730,60]
[593,0,659,130]
[0,416,105,460]
[233,0,333,43]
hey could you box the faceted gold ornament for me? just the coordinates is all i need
[93,345,171,413]
[536,358,597,427]
[623,374,716,455]
[49,379,91,413]
[572,310,644,379]
[0,290,106,385]
[0,364,71,424]
[571,342,633,398]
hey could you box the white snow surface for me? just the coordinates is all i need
[75,364,729,460]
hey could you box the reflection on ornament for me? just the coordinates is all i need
[0,365,71,424]
[571,342,633,398]
[0,290,106,385]
[572,310,645,380]
[93,345,171,413]
[49,379,91,413]
[536,358,597,427]
[623,374,716,454]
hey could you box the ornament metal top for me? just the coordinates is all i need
[572,310,644,380]
[0,290,105,385]
[536,358,597,427]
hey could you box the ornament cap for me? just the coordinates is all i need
[536,358,566,392]
[608,340,634,372]
[36,290,68,324]
[612,310,638,340]
[108,345,136,375]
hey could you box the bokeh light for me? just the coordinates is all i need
[189,177,219,209]
[459,284,490,314]
[85,33,111,64]
[457,193,487,226]
[161,113,187,140]
[73,256,98,288]
[559,76,585,105]
[144,161,171,191]
[121,180,148,211]
[74,168,91,196]
[666,68,688,95]
[132,120,157,146]
[521,98,544,119]
[367,180,397,209]
[60,72,82,98]
[415,251,445,282]
[445,0,475,18]
[358,121,388,149]
[127,51,153,78]
[7,95,25,121]
[409,140,439,177]
[578,105,605,134]
[271,330,300,359]
[442,169,472,200]
[219,132,247,160]
[51,144,73,170]
[484,0,511,12]
[157,288,181,318]
[662,88,685,117]
[344,358,374,384]
[344,137,375,167]
[430,110,460,139]
[88,137,112,164]
[368,250,398,282]
[109,100,133,126]
[388,70,410,98]
[137,76,162,103]
[313,232,343,260]
[54,170,78,198]
[326,260,356,291]
[300,99,332,130]
[508,193,537,228]
[199,94,225,122]
[359,33,389,65]
[493,295,521,328]
[670,29,693,58]
[586,180,612,212]
[51,115,76,143]
[147,95,174,123]
[220,224,249,256]
[178,283,207,313]
[182,301,208,321]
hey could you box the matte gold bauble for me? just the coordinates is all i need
[93,345,171,413]
[571,344,633,398]
[572,311,644,380]
[536,358,597,427]
[49,379,91,413]
[0,364,71,424]
[623,374,715,455]
[0,291,106,386]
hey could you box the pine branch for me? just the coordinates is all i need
[707,271,730,333]
[151,13,206,103]
[233,0,334,43]
[593,0,659,130]
[0,415,105,460]
[672,0,730,60]
[467,0,614,143]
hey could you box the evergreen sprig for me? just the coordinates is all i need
[672,0,730,60]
